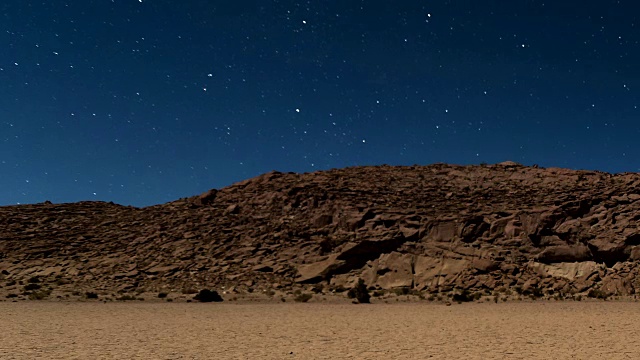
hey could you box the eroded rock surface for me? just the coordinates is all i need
[3,162,640,300]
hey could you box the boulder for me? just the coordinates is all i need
[536,245,592,264]
[470,258,498,273]
[296,255,345,283]
[413,256,468,291]
[528,261,600,280]
[587,236,630,267]
[600,276,633,296]
[373,252,414,289]
[313,214,333,228]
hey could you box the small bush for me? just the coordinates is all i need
[28,291,50,300]
[348,279,370,304]
[193,289,223,302]
[6,280,16,287]
[530,287,544,298]
[452,290,474,303]
[116,295,138,301]
[587,289,608,300]
[513,286,523,295]
[28,276,41,284]
[6,293,18,298]
[86,292,99,299]
[392,287,411,296]
[158,292,168,299]
[294,293,313,303]
[347,288,356,299]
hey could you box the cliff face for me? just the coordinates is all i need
[2,162,640,300]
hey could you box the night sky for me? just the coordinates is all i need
[2,1,640,206]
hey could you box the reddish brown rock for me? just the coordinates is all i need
[4,162,640,299]
[536,245,591,264]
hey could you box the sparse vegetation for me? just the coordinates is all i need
[86,292,99,299]
[193,289,223,302]
[587,289,608,300]
[524,286,544,299]
[294,293,313,302]
[158,292,168,298]
[347,279,370,304]
[513,286,523,295]
[28,290,50,300]
[116,295,138,301]
[392,287,411,296]
[452,289,474,303]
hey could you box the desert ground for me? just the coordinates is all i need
[1,301,639,359]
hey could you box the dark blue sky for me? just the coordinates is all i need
[2,1,640,206]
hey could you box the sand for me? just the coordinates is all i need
[1,301,639,359]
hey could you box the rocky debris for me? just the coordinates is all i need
[5,162,640,301]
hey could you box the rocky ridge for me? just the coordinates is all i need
[2,162,640,301]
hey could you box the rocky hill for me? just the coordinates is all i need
[2,161,640,302]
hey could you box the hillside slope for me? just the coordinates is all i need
[2,162,640,301]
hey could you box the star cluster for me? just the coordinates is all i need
[2,1,640,206]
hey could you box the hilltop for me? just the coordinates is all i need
[2,162,640,302]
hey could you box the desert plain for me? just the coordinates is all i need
[5,163,640,358]
[1,301,639,359]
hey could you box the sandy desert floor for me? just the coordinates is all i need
[1,301,639,359]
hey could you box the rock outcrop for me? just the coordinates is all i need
[3,162,640,300]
